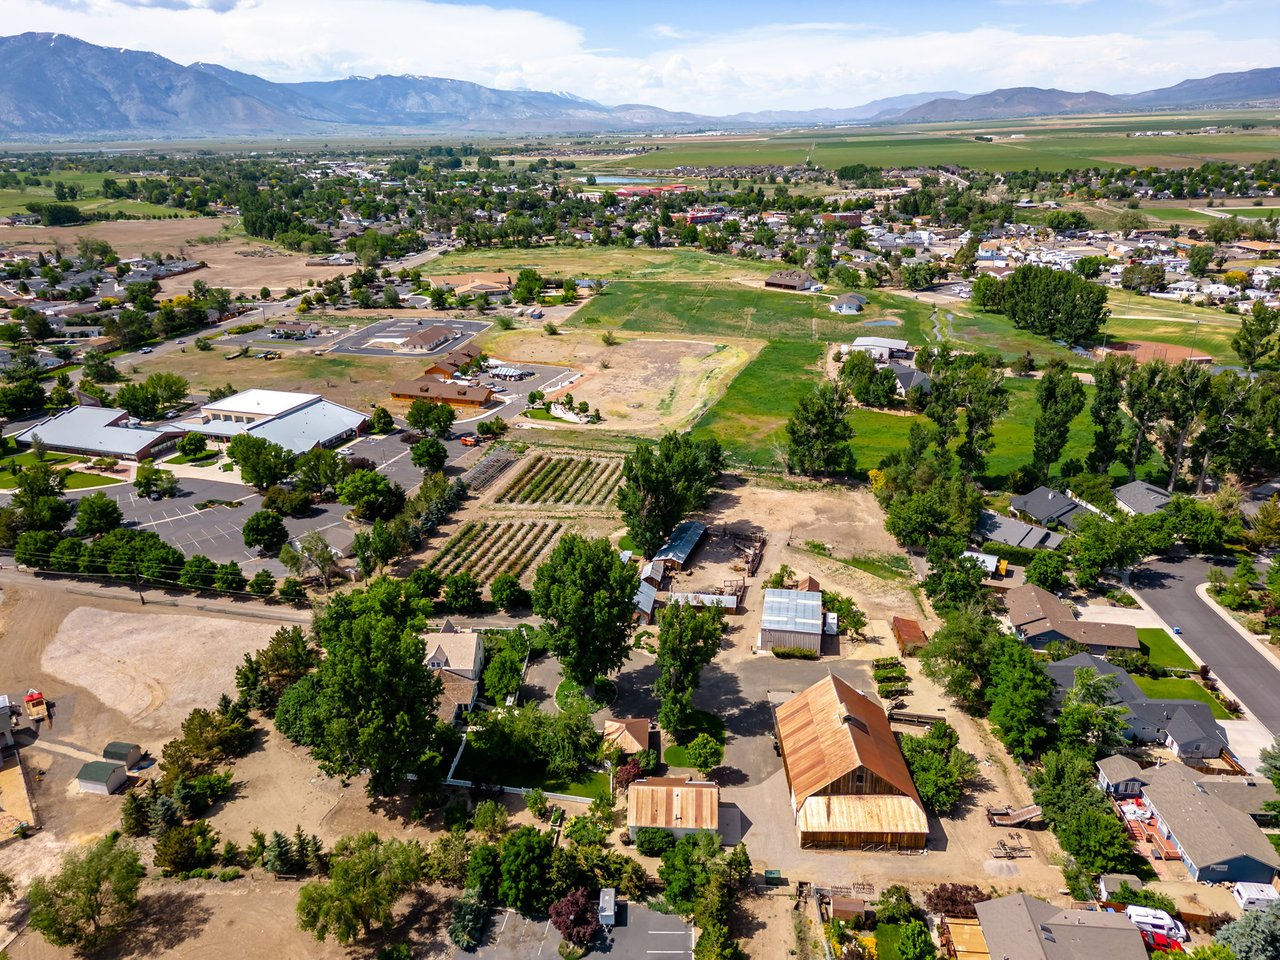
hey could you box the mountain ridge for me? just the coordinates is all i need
[0,33,1276,140]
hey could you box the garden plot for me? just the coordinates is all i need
[494,455,622,507]
[428,519,563,583]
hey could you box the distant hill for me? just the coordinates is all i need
[1121,67,1280,108]
[890,87,1128,123]
[0,32,1275,140]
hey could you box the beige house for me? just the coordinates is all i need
[424,621,485,723]
[603,718,651,755]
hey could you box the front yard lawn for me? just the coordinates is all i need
[1138,628,1197,671]
[875,924,904,960]
[662,710,726,769]
[1132,676,1232,719]
[453,740,610,799]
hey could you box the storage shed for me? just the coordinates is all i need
[102,741,142,769]
[652,521,707,570]
[76,761,127,795]
[758,588,824,653]
[891,617,928,657]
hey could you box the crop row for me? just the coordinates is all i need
[494,455,624,506]
[428,520,564,583]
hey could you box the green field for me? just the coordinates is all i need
[1104,290,1243,362]
[601,123,1280,174]
[1137,628,1197,671]
[1132,676,1232,719]
[431,246,776,282]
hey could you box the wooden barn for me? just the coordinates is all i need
[774,674,928,849]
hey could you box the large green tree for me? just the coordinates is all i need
[1002,264,1110,344]
[243,509,289,554]
[337,470,405,522]
[1031,360,1086,478]
[1086,354,1133,474]
[616,433,723,558]
[785,381,854,476]
[296,832,424,944]
[27,834,145,952]
[293,448,349,497]
[531,534,639,692]
[11,460,72,532]
[654,602,726,740]
[74,491,123,538]
[1160,359,1213,492]
[1122,359,1167,482]
[273,578,453,794]
[228,434,296,490]
[498,827,553,914]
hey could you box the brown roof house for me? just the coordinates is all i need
[975,893,1147,960]
[774,674,929,849]
[389,377,494,409]
[424,342,484,378]
[764,269,816,291]
[603,718,651,755]
[627,776,719,839]
[401,325,457,352]
[424,621,485,724]
[1005,584,1140,654]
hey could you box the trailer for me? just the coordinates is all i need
[598,888,616,931]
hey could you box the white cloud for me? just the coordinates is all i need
[10,1,1278,113]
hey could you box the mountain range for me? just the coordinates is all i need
[0,33,1277,140]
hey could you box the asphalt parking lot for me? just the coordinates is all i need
[327,316,490,357]
[467,903,692,960]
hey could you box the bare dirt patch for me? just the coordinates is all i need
[481,328,760,435]
[43,608,278,736]
[3,217,358,296]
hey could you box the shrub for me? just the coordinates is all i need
[771,646,820,660]
[634,827,677,857]
[526,787,549,821]
[448,888,489,950]
[923,883,990,919]
[217,868,241,882]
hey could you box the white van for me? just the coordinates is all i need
[1124,905,1188,941]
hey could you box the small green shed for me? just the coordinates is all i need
[76,761,127,796]
[102,741,142,769]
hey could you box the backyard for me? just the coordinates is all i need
[1132,676,1232,719]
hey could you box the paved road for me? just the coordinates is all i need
[1130,554,1280,735]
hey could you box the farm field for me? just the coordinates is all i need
[495,454,622,506]
[432,245,776,282]
[600,123,1280,173]
[427,518,564,583]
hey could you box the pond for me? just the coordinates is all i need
[861,319,902,327]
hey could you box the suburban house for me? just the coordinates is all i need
[843,336,910,362]
[626,777,719,840]
[1005,584,1140,654]
[76,761,128,795]
[102,742,143,769]
[652,521,707,570]
[423,621,484,723]
[1140,762,1280,883]
[974,893,1147,960]
[1046,653,1229,759]
[401,325,457,352]
[1010,486,1088,529]
[828,293,868,315]
[181,389,368,454]
[774,674,929,849]
[977,510,1064,551]
[388,376,494,409]
[764,269,816,291]
[15,406,184,461]
[884,362,931,397]
[1114,480,1172,516]
[1097,756,1279,823]
[892,616,928,657]
[758,587,825,654]
[603,717,651,755]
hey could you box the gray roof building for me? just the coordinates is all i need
[975,893,1147,960]
[977,510,1064,550]
[634,581,659,623]
[15,406,184,461]
[1010,485,1088,528]
[758,587,825,653]
[884,362,931,395]
[1114,480,1171,516]
[652,521,707,569]
[1141,762,1280,883]
[1046,653,1228,759]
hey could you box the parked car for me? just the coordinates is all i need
[1125,906,1188,942]
[139,346,153,354]
[459,434,480,447]
[1140,929,1184,953]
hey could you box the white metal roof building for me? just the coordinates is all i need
[15,406,184,461]
[180,390,368,454]
[758,588,824,653]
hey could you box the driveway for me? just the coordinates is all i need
[467,904,692,960]
[1130,555,1280,735]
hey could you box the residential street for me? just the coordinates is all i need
[1130,554,1280,736]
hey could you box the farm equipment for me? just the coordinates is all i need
[23,689,48,723]
[987,804,1043,827]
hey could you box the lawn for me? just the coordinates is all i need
[1137,628,1197,671]
[1132,676,1232,719]
[453,740,611,799]
[0,451,79,470]
[432,246,777,283]
[662,710,726,770]
[166,451,220,466]
[0,469,122,491]
[874,924,905,960]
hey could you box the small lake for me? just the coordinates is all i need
[862,319,901,327]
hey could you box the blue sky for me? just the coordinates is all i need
[10,0,1278,113]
